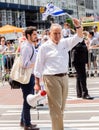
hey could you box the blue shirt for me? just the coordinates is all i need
[20,41,36,74]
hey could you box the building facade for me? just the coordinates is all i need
[0,0,74,29]
[0,0,49,29]
[0,0,99,29]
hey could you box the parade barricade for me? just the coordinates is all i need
[88,47,99,77]
[0,52,16,84]
[68,47,99,77]
[1,47,99,84]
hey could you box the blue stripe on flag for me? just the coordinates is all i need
[52,11,65,16]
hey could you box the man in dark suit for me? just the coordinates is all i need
[72,40,94,100]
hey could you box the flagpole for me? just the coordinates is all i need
[76,0,79,19]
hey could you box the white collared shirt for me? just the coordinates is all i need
[34,34,83,78]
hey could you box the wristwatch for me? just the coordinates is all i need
[75,26,81,29]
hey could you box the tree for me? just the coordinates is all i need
[66,18,74,29]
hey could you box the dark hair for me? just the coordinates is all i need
[64,22,69,26]
[93,25,97,29]
[0,36,6,42]
[89,31,94,37]
[25,26,37,39]
[6,40,11,44]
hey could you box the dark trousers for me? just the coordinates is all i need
[74,63,88,97]
[4,55,15,70]
[20,74,35,126]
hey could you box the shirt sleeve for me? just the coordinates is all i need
[64,34,83,51]
[21,46,33,68]
[34,45,45,78]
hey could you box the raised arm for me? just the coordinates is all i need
[72,18,83,38]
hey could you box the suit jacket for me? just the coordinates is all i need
[72,40,88,65]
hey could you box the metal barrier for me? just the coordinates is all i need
[88,47,99,77]
[68,47,99,77]
[0,48,99,85]
[68,51,76,77]
[0,53,15,85]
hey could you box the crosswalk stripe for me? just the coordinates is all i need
[0,102,99,109]
[0,123,99,127]
[0,123,99,128]
[1,110,99,116]
[90,116,99,120]
[0,127,99,130]
[0,119,99,123]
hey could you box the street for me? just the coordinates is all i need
[0,77,99,130]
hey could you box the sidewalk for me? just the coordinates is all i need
[0,82,22,105]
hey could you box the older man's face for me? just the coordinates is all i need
[50,27,62,44]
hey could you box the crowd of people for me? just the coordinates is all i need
[0,18,99,130]
[0,36,15,75]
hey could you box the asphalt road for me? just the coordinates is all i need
[0,77,99,130]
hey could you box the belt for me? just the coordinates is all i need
[54,73,67,77]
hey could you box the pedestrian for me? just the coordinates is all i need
[93,25,99,41]
[0,36,7,53]
[62,22,71,38]
[72,39,94,99]
[0,36,7,74]
[16,29,26,52]
[4,40,15,73]
[88,31,99,76]
[34,18,83,130]
[20,26,39,130]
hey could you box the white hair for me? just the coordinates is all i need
[50,23,62,32]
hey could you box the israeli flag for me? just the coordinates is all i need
[42,3,68,21]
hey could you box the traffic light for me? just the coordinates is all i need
[40,7,45,13]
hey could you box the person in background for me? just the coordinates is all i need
[34,18,83,130]
[0,36,7,72]
[20,26,39,130]
[44,29,50,36]
[87,31,99,76]
[93,25,99,41]
[16,29,26,52]
[4,40,15,73]
[62,22,71,38]
[62,22,72,76]
[83,31,90,76]
[72,39,94,100]
[0,36,7,54]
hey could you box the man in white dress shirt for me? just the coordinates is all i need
[34,18,83,130]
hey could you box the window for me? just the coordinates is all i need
[10,0,14,3]
[31,0,34,5]
[24,0,28,5]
